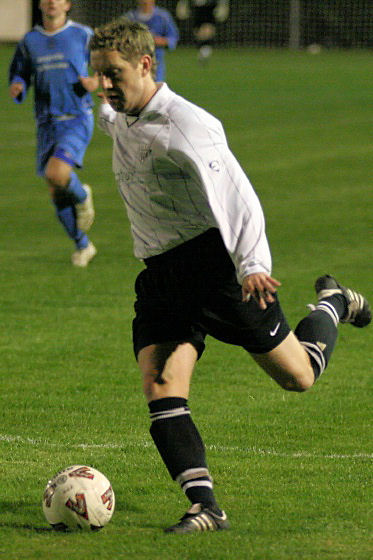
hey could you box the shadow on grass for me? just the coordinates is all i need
[0,497,136,532]
[0,500,58,533]
[0,523,53,532]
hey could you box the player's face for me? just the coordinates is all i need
[138,0,155,13]
[91,50,154,115]
[39,0,71,19]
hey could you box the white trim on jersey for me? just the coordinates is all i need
[34,19,74,37]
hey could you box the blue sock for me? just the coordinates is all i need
[67,172,87,203]
[55,205,89,249]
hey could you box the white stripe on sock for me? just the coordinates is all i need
[150,407,190,422]
[181,480,213,492]
[176,467,211,484]
[300,341,326,375]
[316,300,339,327]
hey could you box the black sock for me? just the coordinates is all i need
[295,309,338,380]
[149,397,220,511]
[317,294,347,321]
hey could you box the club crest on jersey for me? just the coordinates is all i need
[209,160,220,172]
[139,145,152,162]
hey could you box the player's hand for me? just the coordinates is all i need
[79,73,99,92]
[242,272,281,310]
[153,35,169,47]
[9,82,24,99]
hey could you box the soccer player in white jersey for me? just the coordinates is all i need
[90,19,371,533]
[9,0,98,267]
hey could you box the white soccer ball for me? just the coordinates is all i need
[42,465,115,531]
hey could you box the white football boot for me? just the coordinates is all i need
[71,242,97,267]
[315,275,371,327]
[76,184,95,232]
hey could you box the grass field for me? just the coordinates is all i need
[1,44,372,559]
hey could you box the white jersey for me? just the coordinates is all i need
[98,83,272,284]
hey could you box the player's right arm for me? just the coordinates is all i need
[97,98,117,137]
[156,11,179,50]
[8,39,32,104]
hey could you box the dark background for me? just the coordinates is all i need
[31,0,373,48]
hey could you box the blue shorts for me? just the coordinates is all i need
[36,112,94,176]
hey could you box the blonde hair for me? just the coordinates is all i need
[90,18,157,78]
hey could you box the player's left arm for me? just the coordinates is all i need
[154,12,179,50]
[77,28,99,93]
[242,272,281,309]
[169,113,273,292]
[97,100,117,137]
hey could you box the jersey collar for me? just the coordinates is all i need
[35,19,73,37]
[139,82,171,119]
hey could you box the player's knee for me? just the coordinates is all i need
[45,169,68,189]
[44,161,71,189]
[142,370,164,401]
[280,369,315,392]
[143,375,153,400]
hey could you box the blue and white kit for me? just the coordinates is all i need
[126,6,179,81]
[9,19,94,174]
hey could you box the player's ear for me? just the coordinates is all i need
[140,55,153,77]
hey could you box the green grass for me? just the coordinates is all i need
[1,45,372,559]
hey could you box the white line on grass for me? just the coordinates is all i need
[1,434,372,460]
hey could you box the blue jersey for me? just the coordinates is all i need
[9,20,94,124]
[126,7,179,81]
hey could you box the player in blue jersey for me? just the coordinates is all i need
[125,0,179,81]
[9,0,98,267]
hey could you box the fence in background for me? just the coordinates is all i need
[67,0,373,49]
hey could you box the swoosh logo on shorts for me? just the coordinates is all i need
[270,322,281,336]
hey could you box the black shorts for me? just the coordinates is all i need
[132,229,290,359]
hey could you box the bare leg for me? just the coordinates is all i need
[138,341,221,514]
[251,331,315,392]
